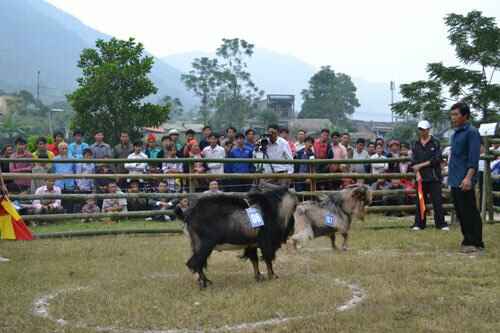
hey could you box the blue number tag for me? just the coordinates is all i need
[324,213,336,227]
[246,207,264,228]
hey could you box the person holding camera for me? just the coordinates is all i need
[257,124,293,187]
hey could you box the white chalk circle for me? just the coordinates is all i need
[32,273,366,333]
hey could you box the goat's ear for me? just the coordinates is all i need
[352,186,368,201]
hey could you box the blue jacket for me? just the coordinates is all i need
[68,142,89,159]
[244,141,255,152]
[52,156,76,190]
[294,148,315,173]
[448,123,481,188]
[227,146,254,173]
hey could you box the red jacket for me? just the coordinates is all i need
[313,139,329,159]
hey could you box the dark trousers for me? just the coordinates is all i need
[451,187,484,248]
[61,189,76,213]
[414,181,446,228]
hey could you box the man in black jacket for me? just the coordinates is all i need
[411,120,448,231]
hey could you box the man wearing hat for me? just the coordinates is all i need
[387,139,401,173]
[145,134,161,159]
[410,120,448,231]
[167,129,183,154]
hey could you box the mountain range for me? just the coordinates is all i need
[0,0,191,104]
[0,0,393,121]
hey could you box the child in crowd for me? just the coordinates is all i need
[81,198,100,222]
[162,145,183,192]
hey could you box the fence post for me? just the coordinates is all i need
[484,137,494,223]
[188,161,195,193]
[481,137,488,222]
[481,158,490,223]
[480,137,497,224]
[309,164,316,193]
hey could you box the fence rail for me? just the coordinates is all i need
[0,157,411,165]
[21,209,175,221]
[22,204,455,224]
[3,172,418,180]
[8,189,452,201]
[0,156,494,164]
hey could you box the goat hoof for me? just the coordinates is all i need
[341,246,348,252]
[255,274,263,282]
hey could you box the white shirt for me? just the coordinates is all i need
[263,137,293,174]
[162,158,183,173]
[124,152,148,174]
[102,190,128,212]
[370,153,388,174]
[202,145,225,174]
[352,149,369,173]
[33,185,62,209]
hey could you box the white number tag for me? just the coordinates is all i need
[246,207,264,228]
[324,213,336,227]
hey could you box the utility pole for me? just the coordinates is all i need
[390,81,395,123]
[36,70,40,101]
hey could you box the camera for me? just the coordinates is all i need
[255,135,270,153]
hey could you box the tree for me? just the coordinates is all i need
[299,66,360,127]
[182,38,264,129]
[161,96,184,120]
[212,38,264,129]
[394,11,500,122]
[256,109,279,126]
[67,38,169,145]
[385,121,419,144]
[391,80,448,129]
[181,57,220,125]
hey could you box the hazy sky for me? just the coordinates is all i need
[46,0,500,84]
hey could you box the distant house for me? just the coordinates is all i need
[142,121,206,140]
[267,94,295,126]
[143,127,166,139]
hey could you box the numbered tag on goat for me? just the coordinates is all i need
[324,213,336,228]
[246,207,264,228]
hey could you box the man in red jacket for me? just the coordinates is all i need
[313,128,332,189]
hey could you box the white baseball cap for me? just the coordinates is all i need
[417,120,431,130]
[167,129,179,135]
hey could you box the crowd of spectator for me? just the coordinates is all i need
[1,123,499,222]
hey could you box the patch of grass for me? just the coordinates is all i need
[0,215,499,333]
